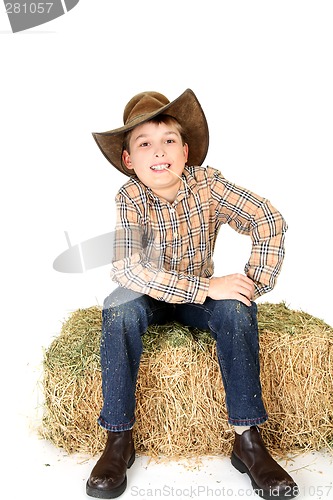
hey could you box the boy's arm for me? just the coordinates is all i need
[111,196,210,304]
[211,170,287,299]
[244,200,287,298]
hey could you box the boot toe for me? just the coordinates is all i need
[256,472,298,499]
[86,475,127,499]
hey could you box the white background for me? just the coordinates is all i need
[1,1,332,499]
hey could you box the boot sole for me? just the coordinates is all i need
[86,452,135,499]
[231,452,299,500]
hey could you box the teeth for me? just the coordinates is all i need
[151,164,170,171]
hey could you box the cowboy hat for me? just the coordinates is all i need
[92,88,209,176]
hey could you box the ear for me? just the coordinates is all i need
[122,150,134,170]
[183,143,189,163]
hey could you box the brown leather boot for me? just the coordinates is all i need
[231,426,299,500]
[86,430,135,499]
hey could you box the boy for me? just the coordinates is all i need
[86,89,298,499]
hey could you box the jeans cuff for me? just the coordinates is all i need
[228,413,268,426]
[97,415,135,432]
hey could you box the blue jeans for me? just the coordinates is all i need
[98,287,268,431]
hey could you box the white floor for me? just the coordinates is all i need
[7,410,332,500]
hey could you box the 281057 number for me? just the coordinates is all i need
[5,3,53,14]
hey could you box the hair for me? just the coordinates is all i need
[122,114,188,154]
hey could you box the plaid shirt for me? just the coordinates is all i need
[111,165,287,304]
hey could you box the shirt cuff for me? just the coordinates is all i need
[193,277,210,304]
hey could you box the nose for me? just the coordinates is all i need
[154,147,165,157]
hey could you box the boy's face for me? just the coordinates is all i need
[122,121,188,203]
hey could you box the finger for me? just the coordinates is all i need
[224,274,254,302]
[240,276,255,298]
[237,293,252,307]
[236,279,254,299]
[232,273,253,288]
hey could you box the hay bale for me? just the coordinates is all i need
[41,302,333,458]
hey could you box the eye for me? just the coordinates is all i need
[139,142,150,147]
[166,139,175,144]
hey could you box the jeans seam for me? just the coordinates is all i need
[186,303,231,388]
[209,320,230,387]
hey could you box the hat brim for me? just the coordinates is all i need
[92,89,209,176]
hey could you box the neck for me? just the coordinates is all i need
[152,180,181,204]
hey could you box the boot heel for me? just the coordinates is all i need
[231,452,248,474]
[127,452,135,469]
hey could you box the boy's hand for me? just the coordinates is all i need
[207,274,255,307]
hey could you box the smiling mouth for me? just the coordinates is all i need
[150,163,170,171]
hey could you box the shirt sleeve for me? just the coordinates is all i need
[110,193,210,304]
[210,169,288,298]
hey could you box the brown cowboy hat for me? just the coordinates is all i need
[92,88,209,176]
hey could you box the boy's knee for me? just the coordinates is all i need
[210,299,258,332]
[215,299,256,315]
[103,288,142,312]
[102,288,150,329]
